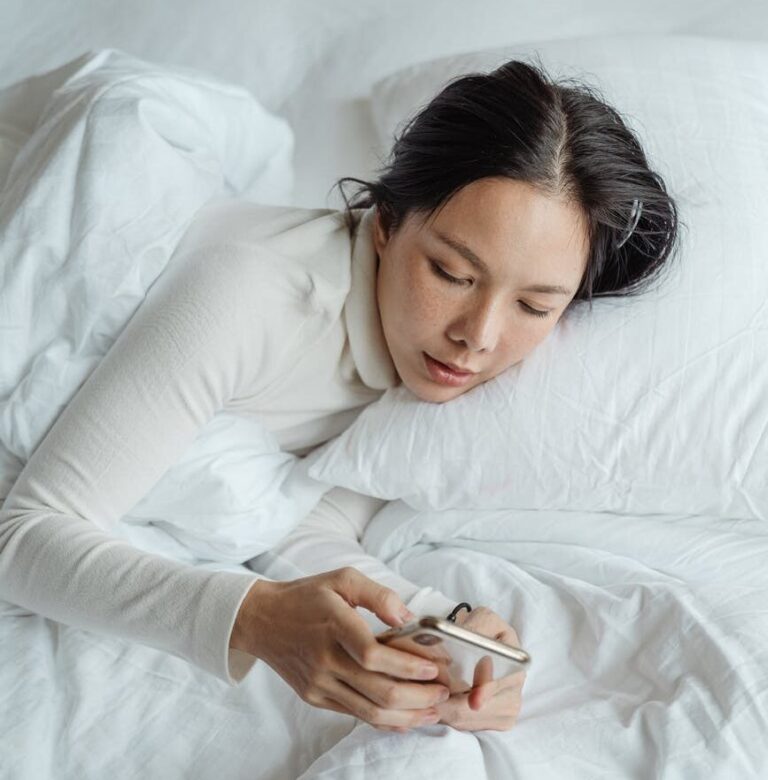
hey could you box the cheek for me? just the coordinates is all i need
[520,317,560,355]
[413,286,445,326]
[399,265,445,329]
[500,318,557,366]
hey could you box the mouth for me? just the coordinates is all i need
[435,357,476,374]
[423,353,477,387]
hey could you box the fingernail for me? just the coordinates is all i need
[420,710,441,725]
[437,688,450,703]
[399,609,415,624]
[418,665,438,679]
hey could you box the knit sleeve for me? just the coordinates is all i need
[0,240,290,685]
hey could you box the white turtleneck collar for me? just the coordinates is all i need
[342,206,401,391]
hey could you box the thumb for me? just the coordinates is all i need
[332,567,414,627]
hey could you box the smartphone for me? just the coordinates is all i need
[376,615,530,695]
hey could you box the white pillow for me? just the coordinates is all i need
[303,34,768,520]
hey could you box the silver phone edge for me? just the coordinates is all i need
[377,615,531,666]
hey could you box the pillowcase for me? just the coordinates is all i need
[302,34,768,520]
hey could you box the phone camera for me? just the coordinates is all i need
[413,633,442,646]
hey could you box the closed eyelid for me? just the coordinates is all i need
[429,260,551,317]
[430,231,573,296]
[431,260,549,300]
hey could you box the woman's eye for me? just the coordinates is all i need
[430,260,550,318]
[429,260,466,286]
[519,302,550,318]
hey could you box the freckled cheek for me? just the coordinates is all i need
[496,322,550,366]
[402,277,444,332]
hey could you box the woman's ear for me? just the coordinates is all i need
[371,207,388,255]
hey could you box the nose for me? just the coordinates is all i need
[449,295,505,353]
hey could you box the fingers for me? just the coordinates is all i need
[469,680,496,711]
[314,694,406,732]
[473,655,494,688]
[316,581,527,733]
[440,686,522,732]
[325,677,443,729]
[337,654,451,712]
[331,566,412,628]
[458,610,526,712]
[468,655,496,711]
[334,605,441,682]
[470,666,527,713]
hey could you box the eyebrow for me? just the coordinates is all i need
[432,229,574,296]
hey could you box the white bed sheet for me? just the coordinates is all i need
[2,2,768,778]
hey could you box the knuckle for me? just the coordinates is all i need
[333,566,357,585]
[378,682,400,708]
[359,645,381,669]
[379,585,397,603]
[303,688,323,706]
[306,669,327,691]
[373,586,397,612]
[363,705,384,724]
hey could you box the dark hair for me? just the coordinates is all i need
[330,56,682,306]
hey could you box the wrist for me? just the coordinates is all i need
[230,579,278,655]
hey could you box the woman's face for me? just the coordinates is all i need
[373,176,590,403]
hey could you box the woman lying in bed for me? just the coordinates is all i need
[0,59,678,734]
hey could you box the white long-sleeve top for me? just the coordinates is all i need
[0,198,456,687]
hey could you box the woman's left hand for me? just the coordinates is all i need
[434,606,526,732]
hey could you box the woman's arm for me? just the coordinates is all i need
[250,485,459,625]
[0,241,280,685]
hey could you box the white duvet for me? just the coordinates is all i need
[3,500,767,778]
[0,50,334,567]
[2,48,767,780]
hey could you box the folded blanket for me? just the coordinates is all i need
[0,49,328,562]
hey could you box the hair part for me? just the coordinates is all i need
[330,54,682,306]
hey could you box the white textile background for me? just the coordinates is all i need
[1,4,767,779]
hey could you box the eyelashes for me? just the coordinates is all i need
[428,260,465,286]
[428,260,550,319]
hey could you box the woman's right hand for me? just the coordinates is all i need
[230,567,451,732]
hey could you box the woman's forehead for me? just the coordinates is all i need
[414,181,589,286]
